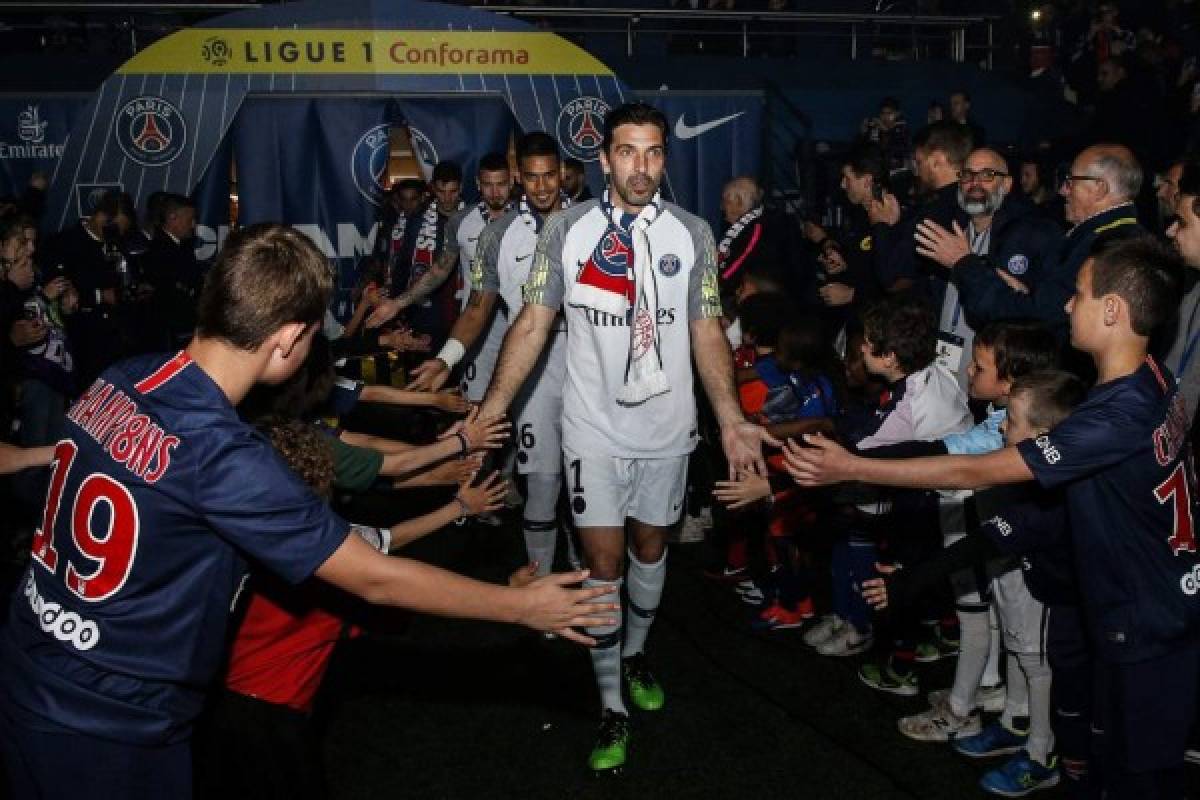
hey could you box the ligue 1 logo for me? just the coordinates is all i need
[556,96,609,162]
[351,123,391,206]
[16,105,46,144]
[115,96,187,167]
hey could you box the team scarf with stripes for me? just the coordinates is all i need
[570,189,669,406]
[717,205,763,279]
[405,201,442,294]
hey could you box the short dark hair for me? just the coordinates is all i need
[603,102,668,153]
[912,120,974,168]
[950,89,971,103]
[478,152,510,174]
[880,96,900,112]
[974,320,1059,381]
[1178,161,1200,214]
[196,223,332,351]
[1088,235,1183,336]
[144,191,170,228]
[563,157,585,175]
[92,190,127,220]
[740,265,787,296]
[1010,370,1087,431]
[431,161,462,185]
[738,291,794,348]
[861,294,937,374]
[395,178,426,194]
[516,131,560,164]
[160,193,194,222]
[842,142,889,189]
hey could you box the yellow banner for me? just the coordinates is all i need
[118,29,613,76]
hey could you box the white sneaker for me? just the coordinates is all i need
[734,579,764,606]
[897,703,982,742]
[816,625,873,657]
[927,684,1006,715]
[803,614,844,648]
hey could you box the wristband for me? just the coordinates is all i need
[436,337,466,369]
[455,431,469,454]
[452,495,471,524]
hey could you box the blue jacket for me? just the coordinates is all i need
[954,202,1142,334]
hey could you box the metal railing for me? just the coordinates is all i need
[475,6,999,67]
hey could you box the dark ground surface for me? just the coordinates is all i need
[3,511,1198,799]
[315,517,1053,800]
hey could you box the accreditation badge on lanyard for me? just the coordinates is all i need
[935,284,967,374]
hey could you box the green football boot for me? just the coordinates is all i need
[588,710,631,773]
[623,653,665,711]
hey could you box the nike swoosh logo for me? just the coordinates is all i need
[674,111,745,140]
[516,253,534,262]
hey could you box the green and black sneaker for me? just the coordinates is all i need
[623,653,665,711]
[588,709,631,774]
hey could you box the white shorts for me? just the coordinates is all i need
[510,331,566,476]
[460,316,507,403]
[561,445,689,529]
[992,566,1046,656]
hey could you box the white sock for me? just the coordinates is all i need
[623,548,667,657]
[585,578,626,714]
[948,596,991,716]
[1018,651,1055,764]
[522,472,562,577]
[1001,652,1030,729]
[983,603,1003,687]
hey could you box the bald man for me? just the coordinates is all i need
[716,176,787,317]
[912,148,1064,346]
[917,144,1142,334]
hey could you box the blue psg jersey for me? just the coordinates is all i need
[0,352,349,744]
[1017,357,1200,663]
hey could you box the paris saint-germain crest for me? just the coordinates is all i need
[351,123,391,206]
[556,96,610,162]
[115,96,187,167]
[658,253,681,277]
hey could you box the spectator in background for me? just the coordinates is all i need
[561,157,594,203]
[927,101,946,124]
[1164,161,1200,421]
[1090,55,1159,166]
[861,96,910,176]
[1157,159,1186,229]
[41,190,133,388]
[374,178,427,291]
[1069,0,1136,100]
[949,89,987,147]
[717,176,788,341]
[1019,156,1053,207]
[144,194,202,351]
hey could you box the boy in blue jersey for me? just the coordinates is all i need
[787,235,1200,798]
[0,223,616,800]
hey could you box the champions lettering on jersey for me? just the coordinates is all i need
[0,352,348,745]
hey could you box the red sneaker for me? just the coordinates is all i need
[752,601,812,631]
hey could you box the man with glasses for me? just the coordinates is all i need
[912,144,1143,338]
[912,148,1063,384]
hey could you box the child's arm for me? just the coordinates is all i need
[386,471,508,550]
[0,443,54,474]
[767,417,835,441]
[342,409,510,477]
[862,532,1002,610]
[785,434,1033,491]
[392,454,480,488]
[358,384,470,414]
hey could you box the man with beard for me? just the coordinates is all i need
[1158,160,1185,231]
[478,103,774,774]
[1164,161,1200,421]
[913,148,1064,389]
[369,153,512,402]
[389,133,575,588]
[917,144,1145,338]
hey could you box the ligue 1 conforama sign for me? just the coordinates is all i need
[43,0,630,259]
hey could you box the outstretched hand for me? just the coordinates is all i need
[516,570,620,646]
[366,297,404,329]
[406,358,451,392]
[455,470,508,516]
[782,433,857,486]
[459,406,511,451]
[713,472,771,510]
[720,421,781,479]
